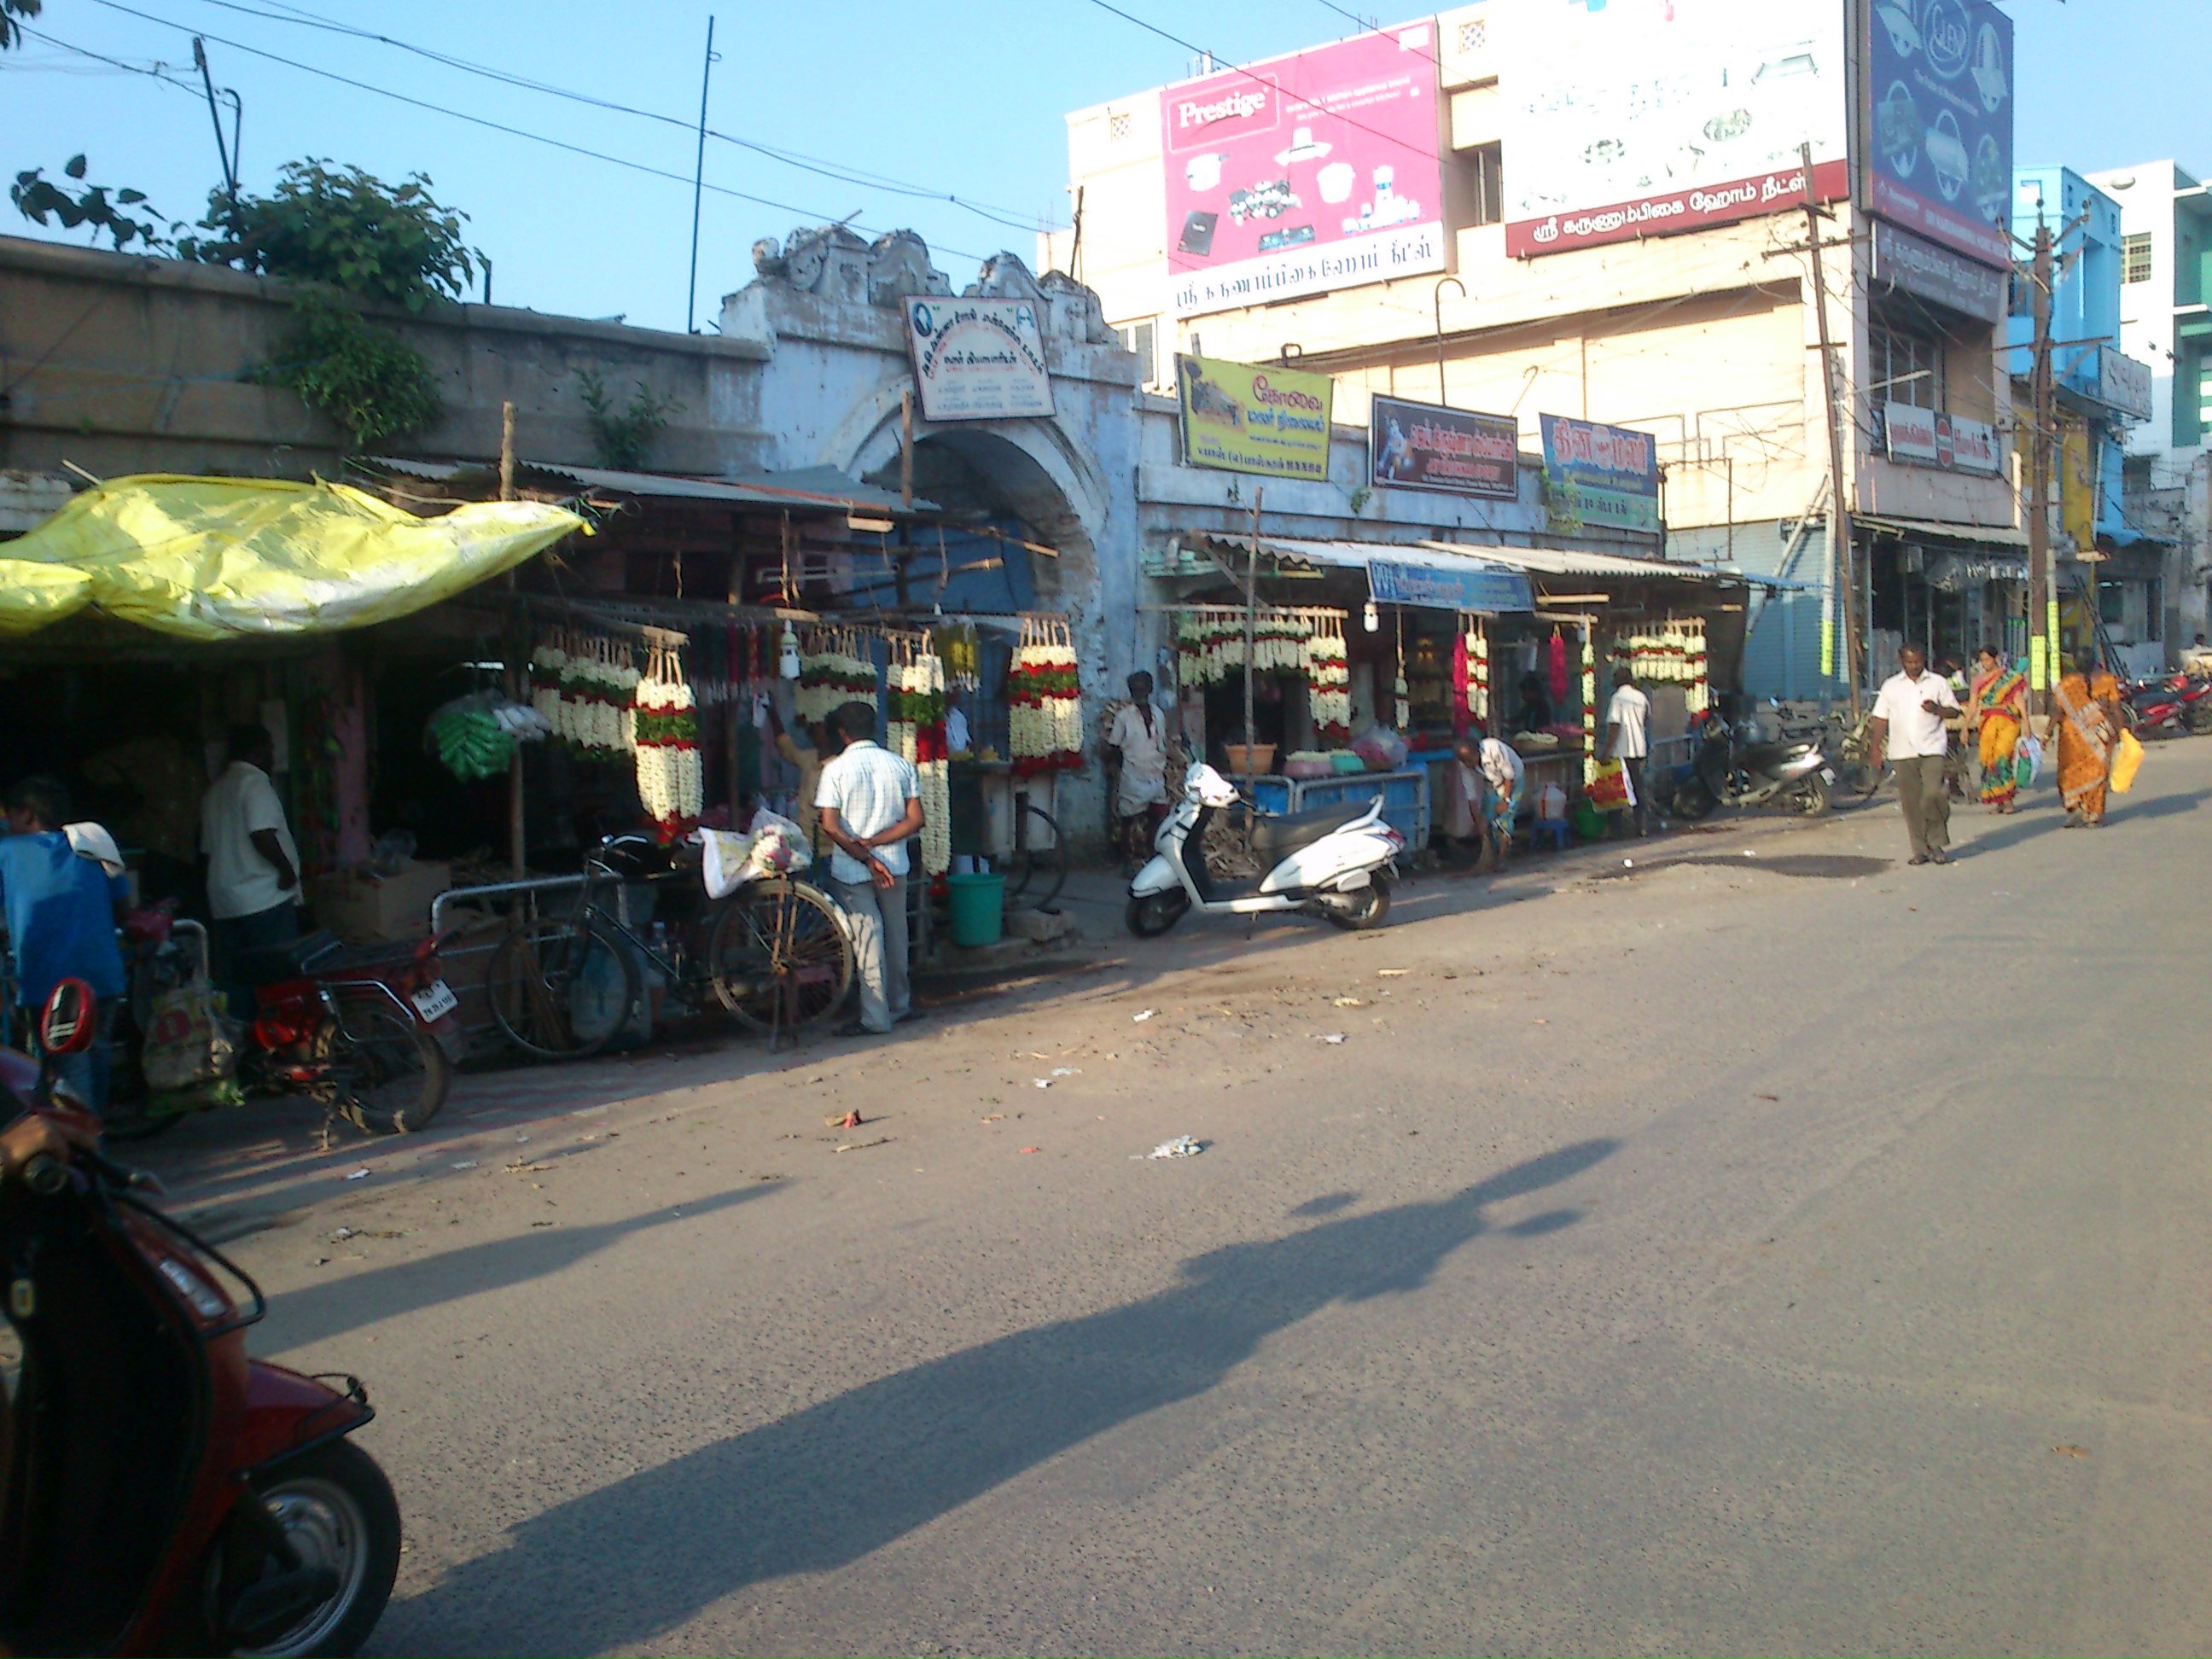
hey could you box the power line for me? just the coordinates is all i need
[147,0,1056,235]
[55,5,994,264]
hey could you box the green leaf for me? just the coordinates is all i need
[64,154,86,179]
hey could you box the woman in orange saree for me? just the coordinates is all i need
[1969,645,2029,812]
[2053,651,2122,826]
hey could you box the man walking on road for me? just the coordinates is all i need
[1868,644,1960,865]
[816,701,924,1037]
[1604,666,1651,837]
[201,724,302,1012]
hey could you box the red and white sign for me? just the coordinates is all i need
[1883,401,2001,475]
[1499,0,1850,259]
[1161,24,1444,317]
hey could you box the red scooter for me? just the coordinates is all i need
[0,979,401,1656]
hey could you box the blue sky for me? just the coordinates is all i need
[4,1,2204,333]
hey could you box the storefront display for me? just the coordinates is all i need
[1009,616,1084,777]
[533,632,639,759]
[796,631,878,725]
[888,637,953,876]
[634,640,704,845]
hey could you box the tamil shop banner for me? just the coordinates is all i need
[1369,395,1521,501]
[1880,401,2002,475]
[904,298,1055,422]
[1368,556,1533,614]
[1175,354,1335,480]
[1866,0,2014,268]
[1498,0,1848,259]
[1161,24,1445,317]
[1540,416,1662,533]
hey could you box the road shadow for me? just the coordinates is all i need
[399,1138,1619,1656]
[1589,853,1893,882]
[263,1182,782,1352]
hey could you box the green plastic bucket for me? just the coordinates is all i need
[946,871,1006,947]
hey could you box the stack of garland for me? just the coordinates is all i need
[795,634,877,725]
[1620,623,1709,713]
[1303,623,1351,743]
[1464,620,1491,722]
[1009,624,1084,777]
[634,644,703,844]
[533,635,638,760]
[1579,632,1599,785]
[1394,672,1411,731]
[1174,608,1311,686]
[888,648,953,875]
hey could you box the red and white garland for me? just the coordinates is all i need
[533,633,639,759]
[1304,623,1351,742]
[1463,620,1490,722]
[634,643,703,844]
[1010,619,1083,777]
[889,646,952,875]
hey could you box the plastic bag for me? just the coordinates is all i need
[2110,729,2145,795]
[2016,732,2043,786]
[141,981,236,1092]
[698,810,812,899]
[1350,725,1409,772]
[1586,760,1633,812]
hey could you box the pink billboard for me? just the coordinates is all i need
[1161,22,1445,318]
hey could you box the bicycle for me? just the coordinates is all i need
[1000,800,1068,909]
[485,835,854,1061]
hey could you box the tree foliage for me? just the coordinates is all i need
[9,154,175,253]
[253,289,445,451]
[1,0,42,52]
[576,370,683,472]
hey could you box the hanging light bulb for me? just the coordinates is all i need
[778,624,801,679]
[1362,601,1380,633]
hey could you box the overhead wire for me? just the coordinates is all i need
[61,3,998,264]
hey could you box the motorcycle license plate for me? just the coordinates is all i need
[410,979,459,1022]
[1820,767,1837,783]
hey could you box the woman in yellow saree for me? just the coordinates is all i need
[1968,645,2029,812]
[2054,651,2122,826]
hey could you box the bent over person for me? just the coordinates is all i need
[815,701,924,1037]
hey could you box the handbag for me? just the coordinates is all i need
[2016,732,2043,785]
[1586,759,1633,812]
[2110,728,2145,794]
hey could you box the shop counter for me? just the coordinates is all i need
[1246,769,1429,850]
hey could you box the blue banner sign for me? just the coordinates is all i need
[1366,558,1532,614]
[1866,0,2014,269]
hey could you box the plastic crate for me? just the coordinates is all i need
[1243,769,1430,850]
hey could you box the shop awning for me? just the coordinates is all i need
[365,456,940,518]
[0,474,583,641]
[1419,539,1797,587]
[1242,537,1536,614]
[1855,514,2028,550]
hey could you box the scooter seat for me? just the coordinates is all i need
[1249,801,1373,859]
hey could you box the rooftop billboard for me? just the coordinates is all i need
[1866,0,2014,269]
[1161,23,1445,317]
[1498,0,1848,259]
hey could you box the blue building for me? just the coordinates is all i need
[2008,166,2163,671]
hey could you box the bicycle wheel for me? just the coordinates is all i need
[1002,804,1068,909]
[313,997,450,1133]
[486,917,637,1061]
[708,879,853,1033]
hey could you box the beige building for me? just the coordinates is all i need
[1047,3,2022,696]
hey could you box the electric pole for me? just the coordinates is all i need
[2026,219,2055,713]
[1802,143,1861,718]
[685,16,719,335]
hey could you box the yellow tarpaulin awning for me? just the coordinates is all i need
[0,474,585,641]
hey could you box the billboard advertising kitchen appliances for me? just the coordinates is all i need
[1540,415,1662,534]
[1174,353,1336,480]
[1369,395,1521,500]
[904,299,1054,422]
[1866,0,2014,268]
[1498,0,1848,259]
[1161,24,1445,317]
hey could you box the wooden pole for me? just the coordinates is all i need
[1243,487,1263,772]
[900,388,914,511]
[1802,143,1861,719]
[2027,219,2056,713]
[501,400,525,877]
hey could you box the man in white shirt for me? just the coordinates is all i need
[1867,643,1960,865]
[1453,733,1524,870]
[200,724,302,1013]
[1104,672,1171,870]
[814,701,925,1036]
[1604,667,1653,837]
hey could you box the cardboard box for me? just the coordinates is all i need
[309,860,453,944]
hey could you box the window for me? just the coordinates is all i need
[2098,580,2122,626]
[2123,231,2153,284]
[2145,578,2164,641]
[1109,110,1132,143]
[1458,15,1487,55]
[1468,142,1504,228]
[1115,319,1158,387]
[1868,319,1946,410]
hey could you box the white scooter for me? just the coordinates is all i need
[1126,762,1405,936]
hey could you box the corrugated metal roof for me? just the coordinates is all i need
[1254,536,1528,579]
[362,457,938,516]
[1855,515,2027,549]
[1421,538,1804,590]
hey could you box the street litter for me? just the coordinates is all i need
[1743,849,1756,858]
[1332,996,1365,1008]
[1144,1136,1206,1160]
[1132,1010,1155,1022]
[834,1137,892,1153]
[1622,859,1634,869]
[450,1160,477,1171]
[1050,1067,1079,1077]
[1377,969,1408,977]
[981,1113,1004,1123]
[330,1227,355,1241]
[1316,1033,1346,1045]
[1019,1145,1041,1154]
[515,1133,530,1143]
[1033,1078,1053,1089]
[505,1160,551,1173]
[826,1109,864,1129]
[344,1168,369,1181]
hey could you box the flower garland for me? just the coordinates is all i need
[889,650,954,875]
[634,646,703,844]
[1303,623,1351,743]
[1464,621,1490,721]
[795,637,877,726]
[1394,672,1411,731]
[1009,625,1083,777]
[1173,608,1314,687]
[533,635,638,760]
[1619,622,1709,713]
[1580,631,1598,786]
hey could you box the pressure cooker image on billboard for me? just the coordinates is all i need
[1866,0,2014,268]
[1161,22,1445,317]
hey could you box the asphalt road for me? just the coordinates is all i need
[195,742,2212,1656]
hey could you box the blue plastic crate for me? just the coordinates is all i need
[1243,769,1429,850]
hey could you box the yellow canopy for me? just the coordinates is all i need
[0,474,585,641]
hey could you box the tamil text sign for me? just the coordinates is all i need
[1540,415,1662,533]
[1368,557,1533,614]
[1175,353,1335,480]
[1881,401,2002,475]
[1498,0,1848,259]
[2097,348,2153,422]
[1870,219,2007,323]
[1162,25,1444,317]
[905,298,1054,422]
[1866,0,2014,269]
[1369,395,1521,500]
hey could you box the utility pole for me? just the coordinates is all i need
[2025,219,2055,713]
[1801,143,1860,718]
[501,401,526,878]
[192,38,238,203]
[684,16,719,335]
[1243,487,1264,772]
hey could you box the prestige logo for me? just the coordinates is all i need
[1176,87,1272,130]
[1921,0,1973,79]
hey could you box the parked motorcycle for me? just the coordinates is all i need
[108,926,462,1141]
[2121,672,2212,736]
[0,977,402,1657]
[1668,708,1833,819]
[1126,763,1404,936]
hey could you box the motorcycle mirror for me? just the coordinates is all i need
[38,978,97,1058]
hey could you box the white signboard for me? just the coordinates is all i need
[1497,0,1849,258]
[1883,401,2001,475]
[904,298,1055,422]
[2097,347,2153,422]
